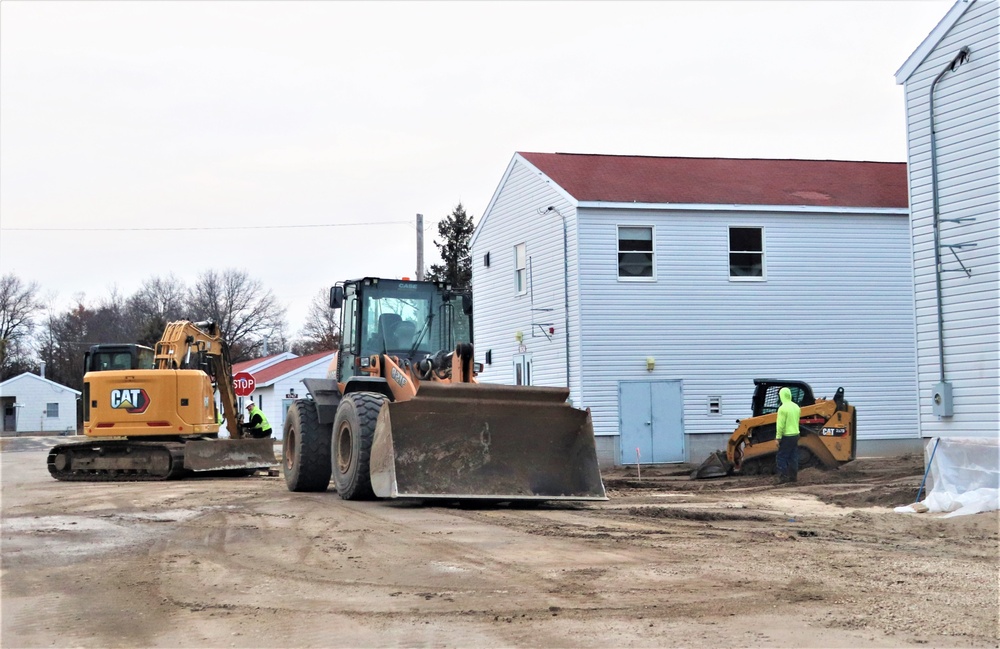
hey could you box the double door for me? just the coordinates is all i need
[619,380,684,464]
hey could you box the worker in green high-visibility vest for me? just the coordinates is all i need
[775,387,801,484]
[244,401,272,439]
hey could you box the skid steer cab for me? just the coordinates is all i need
[281,277,606,503]
[692,379,857,479]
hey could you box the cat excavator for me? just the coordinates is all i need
[47,320,276,481]
[692,379,857,479]
[282,277,606,502]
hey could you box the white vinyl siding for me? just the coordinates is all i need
[471,157,580,398]
[900,0,999,438]
[576,207,918,445]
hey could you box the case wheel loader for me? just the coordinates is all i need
[282,277,606,503]
[47,321,276,481]
[692,379,856,480]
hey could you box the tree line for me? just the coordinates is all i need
[0,270,338,391]
[0,203,474,390]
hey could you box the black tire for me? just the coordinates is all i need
[797,446,816,469]
[283,399,332,492]
[332,391,386,500]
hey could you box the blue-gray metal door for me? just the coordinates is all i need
[619,380,684,463]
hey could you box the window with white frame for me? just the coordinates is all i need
[514,243,527,294]
[513,353,532,386]
[46,403,59,418]
[617,226,654,279]
[729,227,765,279]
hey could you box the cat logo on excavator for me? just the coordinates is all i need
[110,388,150,414]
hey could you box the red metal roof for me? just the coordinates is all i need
[239,351,335,385]
[232,353,287,375]
[518,152,908,208]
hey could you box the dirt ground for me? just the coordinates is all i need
[2,437,997,648]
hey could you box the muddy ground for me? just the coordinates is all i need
[2,437,997,648]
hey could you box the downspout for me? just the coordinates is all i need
[546,206,572,395]
[928,46,971,385]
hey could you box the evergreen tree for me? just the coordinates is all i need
[425,203,474,289]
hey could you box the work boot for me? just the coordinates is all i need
[790,470,798,483]
[776,474,789,485]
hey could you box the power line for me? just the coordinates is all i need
[0,221,412,232]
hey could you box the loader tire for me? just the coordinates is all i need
[332,391,386,500]
[283,399,332,492]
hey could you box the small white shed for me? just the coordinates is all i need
[0,373,81,435]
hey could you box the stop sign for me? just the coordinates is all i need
[233,371,256,397]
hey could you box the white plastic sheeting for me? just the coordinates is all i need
[895,437,1000,518]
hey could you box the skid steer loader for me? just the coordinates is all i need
[692,379,856,479]
[282,277,606,502]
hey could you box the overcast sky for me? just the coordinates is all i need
[0,0,953,337]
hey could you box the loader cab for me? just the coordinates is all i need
[331,278,473,382]
[85,344,156,373]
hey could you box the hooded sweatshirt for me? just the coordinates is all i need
[775,387,801,440]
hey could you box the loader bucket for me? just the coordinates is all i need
[369,383,607,501]
[183,438,277,472]
[691,450,732,480]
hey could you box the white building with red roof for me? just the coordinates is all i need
[471,152,919,466]
[228,351,335,438]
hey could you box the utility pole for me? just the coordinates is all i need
[416,213,424,280]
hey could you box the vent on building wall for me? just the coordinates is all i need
[708,396,722,415]
[483,252,490,267]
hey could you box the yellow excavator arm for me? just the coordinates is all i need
[153,320,244,439]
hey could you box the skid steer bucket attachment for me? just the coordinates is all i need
[691,450,733,480]
[369,383,607,501]
[183,438,277,472]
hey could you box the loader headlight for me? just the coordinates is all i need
[473,362,483,374]
[360,357,371,368]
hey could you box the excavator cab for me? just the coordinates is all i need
[86,344,155,372]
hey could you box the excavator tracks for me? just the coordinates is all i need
[47,441,188,481]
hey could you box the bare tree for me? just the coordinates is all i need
[187,269,286,361]
[36,300,94,391]
[292,288,340,355]
[126,274,189,346]
[0,273,43,380]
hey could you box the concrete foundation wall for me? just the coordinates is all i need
[596,434,925,468]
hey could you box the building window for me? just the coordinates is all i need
[46,403,59,418]
[618,226,654,279]
[513,353,532,386]
[514,243,527,295]
[729,227,765,279]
